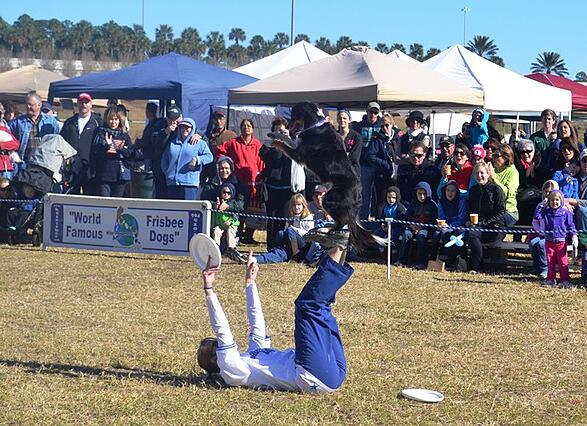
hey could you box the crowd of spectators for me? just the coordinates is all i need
[1,94,587,287]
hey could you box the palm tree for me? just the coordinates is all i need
[408,43,424,61]
[247,35,265,61]
[422,48,441,61]
[390,43,406,53]
[228,28,246,45]
[130,24,151,60]
[315,37,334,54]
[175,27,204,59]
[226,44,247,67]
[375,43,390,54]
[531,51,568,76]
[335,36,353,52]
[354,40,370,48]
[205,31,226,64]
[294,34,310,43]
[272,32,289,50]
[466,35,498,59]
[70,20,93,56]
[152,24,174,56]
[489,55,505,67]
[575,71,587,82]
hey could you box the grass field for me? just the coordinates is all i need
[1,243,586,425]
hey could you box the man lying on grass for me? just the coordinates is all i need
[197,236,352,393]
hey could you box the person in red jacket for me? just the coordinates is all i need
[216,119,265,244]
[0,125,20,179]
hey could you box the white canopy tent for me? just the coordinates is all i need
[234,41,330,80]
[229,48,483,110]
[423,44,572,115]
[387,49,420,64]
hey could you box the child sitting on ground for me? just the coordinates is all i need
[434,180,468,269]
[535,190,577,288]
[254,193,315,264]
[376,186,406,252]
[397,181,438,269]
[211,183,246,263]
[5,183,41,234]
[552,160,579,199]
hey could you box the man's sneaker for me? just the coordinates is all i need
[304,227,349,249]
[543,279,556,287]
[226,248,247,264]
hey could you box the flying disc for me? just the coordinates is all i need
[189,233,221,271]
[400,388,444,403]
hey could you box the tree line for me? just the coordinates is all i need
[0,14,583,80]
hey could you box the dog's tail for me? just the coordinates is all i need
[348,220,388,252]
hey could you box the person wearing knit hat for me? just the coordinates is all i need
[470,144,486,164]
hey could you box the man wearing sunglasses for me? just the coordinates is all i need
[397,141,441,206]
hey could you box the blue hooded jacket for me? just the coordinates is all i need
[469,108,489,148]
[438,180,467,227]
[161,118,213,186]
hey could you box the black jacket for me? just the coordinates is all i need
[260,145,292,188]
[468,182,506,227]
[363,128,396,179]
[342,129,363,179]
[396,161,441,205]
[60,112,101,173]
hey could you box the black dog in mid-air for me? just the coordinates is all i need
[271,101,384,250]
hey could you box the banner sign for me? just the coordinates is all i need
[43,194,211,256]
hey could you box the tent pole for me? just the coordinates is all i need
[430,111,436,159]
[515,112,519,146]
[448,112,453,136]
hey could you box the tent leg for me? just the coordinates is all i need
[430,111,436,160]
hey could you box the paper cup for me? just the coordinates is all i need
[436,219,447,227]
[469,213,479,225]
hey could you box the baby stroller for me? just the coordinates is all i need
[6,134,78,246]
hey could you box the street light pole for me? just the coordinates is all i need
[290,0,295,46]
[461,6,470,45]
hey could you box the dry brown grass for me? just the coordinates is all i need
[1,243,586,425]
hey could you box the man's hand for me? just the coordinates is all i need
[202,256,220,292]
[189,133,202,145]
[245,251,258,283]
[166,121,178,135]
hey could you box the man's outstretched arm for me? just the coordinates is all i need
[202,264,235,349]
[244,252,271,351]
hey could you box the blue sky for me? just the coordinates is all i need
[2,0,586,77]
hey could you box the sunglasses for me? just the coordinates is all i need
[221,190,232,194]
[382,123,391,128]
[454,150,466,156]
[520,150,533,154]
[561,146,573,152]
[410,152,425,159]
[369,111,379,115]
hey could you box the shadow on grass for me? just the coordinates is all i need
[0,359,226,389]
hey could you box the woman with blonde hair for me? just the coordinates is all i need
[465,161,506,273]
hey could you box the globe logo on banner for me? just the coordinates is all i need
[112,206,139,247]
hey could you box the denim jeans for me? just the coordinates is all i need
[528,236,547,274]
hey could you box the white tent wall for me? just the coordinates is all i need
[234,41,330,80]
[214,105,290,145]
[423,44,572,115]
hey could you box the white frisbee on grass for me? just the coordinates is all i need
[400,388,444,403]
[189,233,221,271]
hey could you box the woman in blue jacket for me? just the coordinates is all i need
[161,118,213,200]
[92,107,137,197]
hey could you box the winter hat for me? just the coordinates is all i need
[443,180,460,197]
[471,144,486,159]
[405,110,425,126]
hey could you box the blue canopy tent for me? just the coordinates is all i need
[48,52,256,129]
